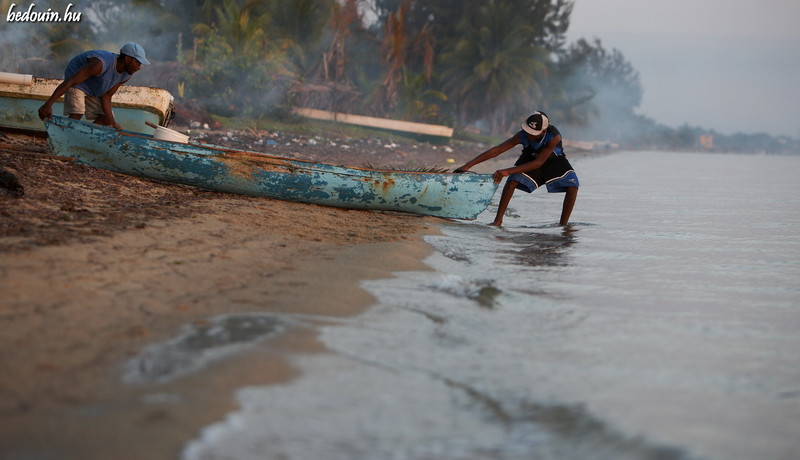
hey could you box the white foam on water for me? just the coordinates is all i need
[123,314,285,385]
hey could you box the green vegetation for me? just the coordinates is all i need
[1,0,796,152]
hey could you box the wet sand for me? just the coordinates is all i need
[0,127,597,458]
[0,132,441,458]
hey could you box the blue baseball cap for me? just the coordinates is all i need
[119,42,150,65]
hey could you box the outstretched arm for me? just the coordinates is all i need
[492,134,561,183]
[38,58,103,120]
[454,136,520,173]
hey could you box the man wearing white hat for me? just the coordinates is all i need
[38,43,150,130]
[454,111,579,226]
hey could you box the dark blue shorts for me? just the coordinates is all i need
[509,170,579,193]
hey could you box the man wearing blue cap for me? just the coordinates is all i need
[38,43,150,130]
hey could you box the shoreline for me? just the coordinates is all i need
[1,134,441,458]
[1,197,438,459]
[0,127,593,457]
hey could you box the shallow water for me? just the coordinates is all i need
[183,151,800,460]
[124,314,286,385]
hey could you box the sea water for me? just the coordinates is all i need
[182,151,800,460]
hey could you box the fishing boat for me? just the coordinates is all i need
[0,72,174,134]
[44,116,498,219]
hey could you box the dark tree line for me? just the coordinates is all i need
[1,0,795,151]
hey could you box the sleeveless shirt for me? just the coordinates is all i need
[65,50,131,97]
[514,125,574,181]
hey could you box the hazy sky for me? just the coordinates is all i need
[565,0,800,138]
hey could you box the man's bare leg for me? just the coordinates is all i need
[559,186,578,226]
[491,180,518,226]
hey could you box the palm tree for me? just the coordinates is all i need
[370,0,411,116]
[260,0,335,76]
[187,0,295,115]
[192,0,272,62]
[440,0,550,134]
[291,0,364,113]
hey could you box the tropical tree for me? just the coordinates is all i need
[392,72,448,123]
[291,0,367,113]
[184,0,295,116]
[524,0,573,52]
[439,0,551,134]
[370,0,577,132]
[369,0,411,115]
[258,0,336,76]
[367,0,437,118]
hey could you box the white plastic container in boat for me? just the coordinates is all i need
[152,124,189,143]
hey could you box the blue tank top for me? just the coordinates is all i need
[65,50,131,97]
[514,125,574,180]
[517,125,565,158]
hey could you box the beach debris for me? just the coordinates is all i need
[170,121,472,172]
[0,167,24,197]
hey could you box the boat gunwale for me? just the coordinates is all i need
[0,77,174,119]
[103,122,492,179]
[0,93,169,118]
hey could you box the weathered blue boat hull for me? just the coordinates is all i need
[44,116,498,219]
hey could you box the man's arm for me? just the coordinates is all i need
[455,136,520,173]
[492,135,561,183]
[97,81,126,130]
[38,58,103,120]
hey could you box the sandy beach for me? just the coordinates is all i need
[0,130,466,459]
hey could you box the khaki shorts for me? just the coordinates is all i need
[63,88,105,121]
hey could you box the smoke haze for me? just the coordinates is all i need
[3,0,798,142]
[567,0,800,138]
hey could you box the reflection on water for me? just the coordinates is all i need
[438,377,693,460]
[496,225,579,267]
